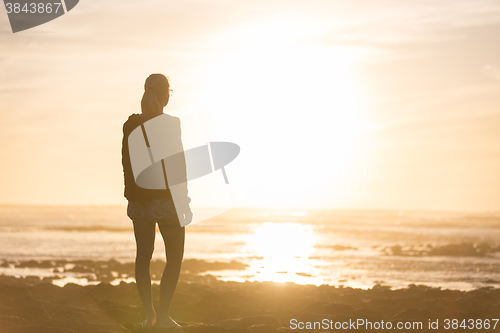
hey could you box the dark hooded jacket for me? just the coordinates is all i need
[121,113,174,202]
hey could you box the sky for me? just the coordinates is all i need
[0,0,499,211]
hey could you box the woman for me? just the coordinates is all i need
[121,73,192,329]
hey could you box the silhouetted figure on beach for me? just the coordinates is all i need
[121,73,192,329]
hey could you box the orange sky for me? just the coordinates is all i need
[0,0,499,211]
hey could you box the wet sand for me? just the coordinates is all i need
[1,260,500,332]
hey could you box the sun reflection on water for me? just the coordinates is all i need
[244,222,319,284]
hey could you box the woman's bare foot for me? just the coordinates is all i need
[142,312,157,328]
[156,316,182,329]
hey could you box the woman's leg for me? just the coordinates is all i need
[157,223,185,327]
[132,219,157,325]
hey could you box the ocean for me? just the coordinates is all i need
[1,205,499,290]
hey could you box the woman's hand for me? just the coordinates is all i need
[181,203,193,225]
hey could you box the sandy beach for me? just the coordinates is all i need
[1,259,499,333]
[1,207,499,332]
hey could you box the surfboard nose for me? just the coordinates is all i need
[210,142,240,171]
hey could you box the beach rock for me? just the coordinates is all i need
[0,320,17,329]
[267,296,305,311]
[1,326,77,333]
[77,322,130,333]
[249,323,277,333]
[101,305,143,323]
[91,283,117,298]
[392,308,432,322]
[235,315,278,329]
[182,323,225,333]
[352,308,384,322]
[220,319,239,328]
[193,300,233,321]
[461,310,490,320]
[414,288,459,299]
[335,292,362,304]
[45,310,88,329]
[362,298,407,317]
[225,328,249,333]
[293,312,330,325]
[275,328,294,333]
[419,305,447,319]
[0,314,31,325]
[30,282,63,298]
[9,295,50,309]
[275,328,295,333]
[180,283,216,301]
[0,315,30,329]
[61,290,100,308]
[301,302,353,316]
[0,284,33,302]
[64,283,84,291]
[440,311,464,322]
[3,306,49,325]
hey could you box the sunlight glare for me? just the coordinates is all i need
[244,222,318,284]
[194,18,370,208]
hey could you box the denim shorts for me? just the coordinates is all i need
[127,198,181,228]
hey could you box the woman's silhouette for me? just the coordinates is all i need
[121,73,192,329]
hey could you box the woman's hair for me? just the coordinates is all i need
[141,73,170,119]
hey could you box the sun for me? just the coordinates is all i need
[192,18,370,209]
